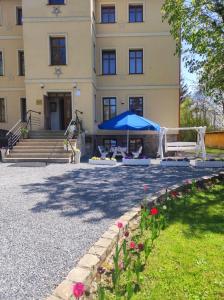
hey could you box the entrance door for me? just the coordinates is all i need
[45,92,72,130]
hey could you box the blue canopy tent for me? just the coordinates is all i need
[98,111,160,152]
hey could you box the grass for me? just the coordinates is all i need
[206,148,224,155]
[132,184,224,300]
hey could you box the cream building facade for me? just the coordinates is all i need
[0,0,179,155]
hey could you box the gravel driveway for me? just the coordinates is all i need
[0,162,220,300]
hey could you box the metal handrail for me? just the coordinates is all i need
[64,110,84,163]
[6,110,41,149]
[6,120,22,136]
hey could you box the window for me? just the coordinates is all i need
[129,138,143,152]
[103,139,117,151]
[102,50,116,75]
[48,0,65,4]
[101,5,115,23]
[18,50,25,76]
[0,98,6,122]
[50,37,66,65]
[129,5,143,23]
[129,97,143,116]
[20,98,27,122]
[16,7,23,25]
[0,51,3,76]
[129,49,143,74]
[103,97,116,121]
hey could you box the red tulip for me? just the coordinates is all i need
[150,208,159,215]
[138,243,144,251]
[130,241,136,249]
[72,282,85,299]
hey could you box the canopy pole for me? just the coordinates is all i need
[127,130,129,153]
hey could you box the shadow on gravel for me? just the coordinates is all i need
[22,165,214,222]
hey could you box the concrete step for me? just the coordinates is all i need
[4,157,71,163]
[8,152,71,158]
[12,148,69,153]
[29,130,64,135]
[21,139,66,143]
[29,136,65,139]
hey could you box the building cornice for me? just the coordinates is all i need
[96,32,171,38]
[23,16,91,23]
[0,35,22,40]
[0,87,25,91]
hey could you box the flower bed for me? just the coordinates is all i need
[160,158,190,167]
[47,172,224,300]
[122,158,151,166]
[89,157,117,166]
[195,159,224,168]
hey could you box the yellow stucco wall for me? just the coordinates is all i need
[0,0,25,130]
[0,0,179,135]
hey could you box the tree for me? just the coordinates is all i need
[162,0,224,111]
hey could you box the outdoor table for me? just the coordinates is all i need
[111,146,127,158]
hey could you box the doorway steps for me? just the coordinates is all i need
[4,131,76,164]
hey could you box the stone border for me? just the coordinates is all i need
[46,171,224,300]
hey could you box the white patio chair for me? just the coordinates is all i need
[98,145,109,159]
[132,146,143,159]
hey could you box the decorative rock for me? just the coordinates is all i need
[94,238,114,251]
[67,267,91,284]
[78,254,100,271]
[88,245,108,261]
[53,280,73,300]
[46,296,61,300]
[102,230,118,241]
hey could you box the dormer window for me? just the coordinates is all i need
[48,0,65,5]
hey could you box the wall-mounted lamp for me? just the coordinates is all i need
[73,82,77,89]
[40,83,45,89]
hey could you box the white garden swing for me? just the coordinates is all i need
[158,126,207,160]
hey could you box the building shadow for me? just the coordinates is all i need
[22,165,216,223]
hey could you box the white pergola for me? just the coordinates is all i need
[158,126,207,160]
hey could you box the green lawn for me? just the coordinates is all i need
[206,148,224,155]
[132,184,224,300]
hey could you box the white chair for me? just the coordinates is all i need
[98,146,109,159]
[132,146,143,159]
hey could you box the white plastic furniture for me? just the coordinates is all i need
[98,146,109,159]
[132,146,143,159]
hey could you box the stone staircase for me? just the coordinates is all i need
[4,131,75,163]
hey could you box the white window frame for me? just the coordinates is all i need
[100,3,117,24]
[100,48,117,75]
[48,33,68,66]
[0,49,4,76]
[0,97,7,123]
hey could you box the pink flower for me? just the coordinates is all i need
[72,282,85,299]
[130,241,136,249]
[116,221,124,229]
[143,184,149,192]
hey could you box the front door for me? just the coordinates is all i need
[44,92,72,130]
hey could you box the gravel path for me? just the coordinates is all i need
[0,162,220,300]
